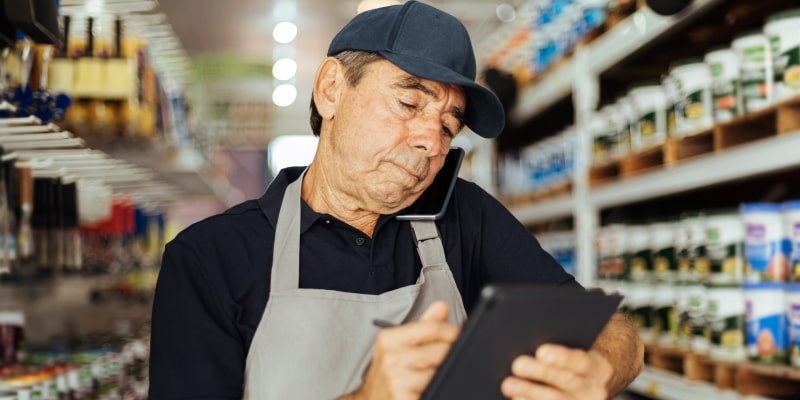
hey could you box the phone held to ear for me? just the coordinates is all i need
[396,147,465,221]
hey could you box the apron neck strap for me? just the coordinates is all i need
[410,221,447,267]
[270,169,305,291]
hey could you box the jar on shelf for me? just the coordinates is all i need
[704,209,745,286]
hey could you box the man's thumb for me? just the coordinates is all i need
[419,300,450,322]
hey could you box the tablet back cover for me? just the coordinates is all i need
[421,285,622,400]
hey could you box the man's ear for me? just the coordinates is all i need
[312,57,344,121]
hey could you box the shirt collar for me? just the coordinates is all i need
[258,167,324,234]
[258,166,401,235]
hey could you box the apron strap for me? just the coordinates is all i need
[409,221,447,267]
[271,170,305,291]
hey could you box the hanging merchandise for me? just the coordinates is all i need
[763,9,800,102]
[704,47,742,123]
[0,311,24,365]
[744,282,788,364]
[731,31,774,113]
[706,284,746,362]
[668,58,714,136]
[705,210,744,286]
[628,82,668,152]
[90,17,116,138]
[15,160,34,278]
[67,17,101,136]
[741,203,789,282]
[4,0,62,47]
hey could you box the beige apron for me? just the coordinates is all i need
[244,172,468,399]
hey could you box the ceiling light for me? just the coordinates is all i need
[272,84,297,107]
[272,58,297,81]
[273,22,297,44]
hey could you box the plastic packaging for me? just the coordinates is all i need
[763,9,800,101]
[788,282,800,367]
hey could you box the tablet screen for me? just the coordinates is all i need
[421,284,622,400]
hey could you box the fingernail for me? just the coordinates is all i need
[537,345,555,362]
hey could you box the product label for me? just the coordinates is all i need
[708,297,745,352]
[629,250,652,282]
[741,44,772,109]
[638,111,657,139]
[745,306,789,363]
[790,303,800,367]
[773,36,800,94]
[712,79,740,121]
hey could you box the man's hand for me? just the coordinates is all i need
[500,344,613,400]
[341,301,460,400]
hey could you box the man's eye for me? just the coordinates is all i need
[442,126,454,138]
[400,101,417,110]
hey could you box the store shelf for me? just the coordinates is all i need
[510,193,573,225]
[627,367,778,400]
[508,0,727,125]
[510,132,800,224]
[591,131,800,209]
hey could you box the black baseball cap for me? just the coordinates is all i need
[327,1,506,138]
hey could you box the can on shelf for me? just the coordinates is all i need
[628,81,668,152]
[782,200,800,281]
[705,210,744,286]
[741,203,789,282]
[668,58,714,136]
[744,281,789,364]
[763,9,800,102]
[706,284,746,362]
[627,223,653,282]
[652,283,677,346]
[788,282,800,368]
[627,282,656,344]
[731,31,774,113]
[651,221,678,283]
[683,283,709,353]
[704,46,742,123]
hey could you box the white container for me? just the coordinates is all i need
[601,103,628,161]
[652,284,678,346]
[741,203,789,282]
[704,47,742,123]
[627,224,652,282]
[684,213,708,283]
[782,200,800,282]
[731,31,774,112]
[590,110,614,165]
[651,222,678,283]
[705,211,745,285]
[597,224,627,280]
[682,284,709,353]
[669,59,714,136]
[788,283,800,367]
[615,96,636,157]
[707,285,746,361]
[628,83,668,152]
[763,9,800,101]
[662,74,682,137]
[628,282,656,343]
[744,282,789,364]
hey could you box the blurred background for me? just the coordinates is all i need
[2,0,800,398]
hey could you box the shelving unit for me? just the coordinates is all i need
[493,1,800,399]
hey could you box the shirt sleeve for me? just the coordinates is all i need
[475,187,583,290]
[149,240,245,399]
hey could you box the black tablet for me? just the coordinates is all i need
[421,284,623,400]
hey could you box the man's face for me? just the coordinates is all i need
[323,59,467,215]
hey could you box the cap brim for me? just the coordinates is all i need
[381,52,506,139]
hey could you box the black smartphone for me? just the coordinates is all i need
[396,147,465,221]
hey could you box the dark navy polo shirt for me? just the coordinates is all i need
[149,167,580,399]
